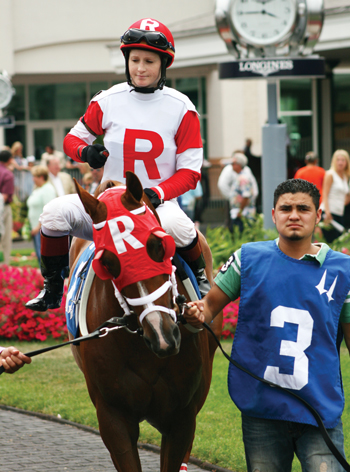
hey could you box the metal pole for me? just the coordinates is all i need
[261,80,287,229]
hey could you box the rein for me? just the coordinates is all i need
[0,315,142,376]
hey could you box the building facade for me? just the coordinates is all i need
[0,0,349,200]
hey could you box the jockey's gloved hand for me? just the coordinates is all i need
[81,144,109,169]
[144,188,164,209]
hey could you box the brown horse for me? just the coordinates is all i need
[68,172,222,472]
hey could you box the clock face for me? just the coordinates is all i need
[231,0,297,47]
[0,76,14,109]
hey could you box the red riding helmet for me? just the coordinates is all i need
[120,18,175,68]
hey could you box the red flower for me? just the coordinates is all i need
[0,265,68,342]
[221,299,239,340]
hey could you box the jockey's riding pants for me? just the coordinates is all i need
[39,193,196,247]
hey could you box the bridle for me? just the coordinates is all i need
[111,264,180,327]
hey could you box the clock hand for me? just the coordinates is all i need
[240,10,278,18]
[263,10,278,18]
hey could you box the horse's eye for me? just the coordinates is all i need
[101,250,121,278]
[146,235,164,263]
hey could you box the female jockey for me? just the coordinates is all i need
[26,18,209,312]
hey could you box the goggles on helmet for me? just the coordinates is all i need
[121,29,175,53]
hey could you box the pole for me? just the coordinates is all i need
[261,80,287,229]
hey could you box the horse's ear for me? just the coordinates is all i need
[74,178,107,224]
[125,171,143,203]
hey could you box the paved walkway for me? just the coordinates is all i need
[0,406,231,472]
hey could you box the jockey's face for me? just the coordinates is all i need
[129,49,161,89]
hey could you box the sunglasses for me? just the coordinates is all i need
[121,29,175,53]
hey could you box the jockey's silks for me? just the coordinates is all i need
[92,186,175,290]
[228,240,350,428]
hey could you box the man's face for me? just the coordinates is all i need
[48,159,60,176]
[92,168,103,183]
[272,192,321,242]
[232,161,242,174]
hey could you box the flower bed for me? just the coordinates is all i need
[221,299,239,340]
[0,265,68,341]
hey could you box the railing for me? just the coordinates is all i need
[13,168,84,203]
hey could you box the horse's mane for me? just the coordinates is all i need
[93,180,121,198]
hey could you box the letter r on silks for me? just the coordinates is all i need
[123,129,164,179]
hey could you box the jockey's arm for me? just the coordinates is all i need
[184,284,231,329]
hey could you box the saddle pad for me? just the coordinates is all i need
[65,243,95,338]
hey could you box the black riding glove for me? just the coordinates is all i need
[144,188,164,209]
[80,144,109,169]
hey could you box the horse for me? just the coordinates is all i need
[68,171,223,472]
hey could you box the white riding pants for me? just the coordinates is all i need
[39,194,196,248]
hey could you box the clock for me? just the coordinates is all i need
[231,0,297,48]
[215,0,324,58]
[0,73,15,109]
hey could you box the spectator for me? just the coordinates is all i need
[180,181,203,230]
[10,141,27,170]
[89,167,104,195]
[321,149,350,243]
[41,145,66,169]
[27,166,56,261]
[294,151,326,202]
[0,150,14,265]
[218,152,258,233]
[244,138,261,212]
[82,172,93,193]
[47,157,76,196]
[184,179,350,472]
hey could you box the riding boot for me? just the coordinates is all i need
[25,232,69,312]
[176,232,211,298]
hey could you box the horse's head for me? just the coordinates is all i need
[74,172,181,358]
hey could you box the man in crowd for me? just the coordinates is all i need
[218,151,258,233]
[47,157,76,197]
[0,150,15,265]
[41,145,66,169]
[294,151,325,202]
[89,167,104,195]
[184,179,350,472]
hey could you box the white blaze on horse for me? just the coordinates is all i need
[68,171,222,472]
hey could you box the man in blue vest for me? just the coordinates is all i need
[185,179,350,472]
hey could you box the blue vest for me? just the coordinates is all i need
[228,241,350,428]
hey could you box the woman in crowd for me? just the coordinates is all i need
[26,165,56,261]
[321,149,350,242]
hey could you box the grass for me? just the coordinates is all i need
[0,246,39,267]
[1,339,350,471]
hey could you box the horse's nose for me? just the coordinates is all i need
[143,314,181,358]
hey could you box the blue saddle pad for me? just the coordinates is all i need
[176,254,201,299]
[65,243,95,338]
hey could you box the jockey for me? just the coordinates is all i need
[26,18,210,312]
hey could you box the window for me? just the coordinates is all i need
[333,74,350,153]
[279,79,315,176]
[29,83,87,120]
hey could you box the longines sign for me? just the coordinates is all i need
[219,57,325,80]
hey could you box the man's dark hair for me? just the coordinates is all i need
[273,179,320,210]
[0,150,12,163]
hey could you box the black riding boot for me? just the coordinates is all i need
[25,233,69,312]
[177,233,211,298]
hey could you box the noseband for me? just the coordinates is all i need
[111,266,179,326]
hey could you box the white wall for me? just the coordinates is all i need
[207,69,267,159]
